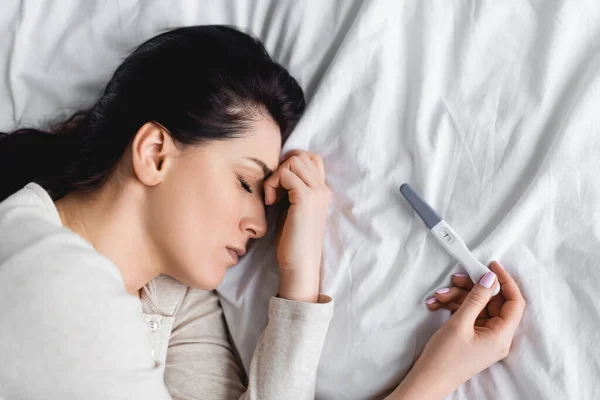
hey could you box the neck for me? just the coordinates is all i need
[55,183,163,295]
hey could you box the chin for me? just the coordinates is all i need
[171,265,226,291]
[193,269,227,290]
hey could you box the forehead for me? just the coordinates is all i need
[226,116,282,171]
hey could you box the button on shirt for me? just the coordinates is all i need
[141,314,174,370]
[0,183,335,400]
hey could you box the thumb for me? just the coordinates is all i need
[454,271,498,324]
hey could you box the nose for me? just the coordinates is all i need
[240,202,268,239]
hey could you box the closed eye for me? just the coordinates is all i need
[237,174,254,194]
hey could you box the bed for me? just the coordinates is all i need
[2,1,599,399]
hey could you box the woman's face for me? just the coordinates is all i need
[148,116,282,290]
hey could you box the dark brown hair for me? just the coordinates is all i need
[0,25,305,201]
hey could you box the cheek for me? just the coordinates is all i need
[194,186,240,239]
[150,165,242,288]
[180,186,242,288]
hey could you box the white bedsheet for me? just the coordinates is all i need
[2,1,599,399]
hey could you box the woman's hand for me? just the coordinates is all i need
[389,261,526,400]
[263,150,331,303]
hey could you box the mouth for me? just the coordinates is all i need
[227,248,239,264]
[226,246,245,264]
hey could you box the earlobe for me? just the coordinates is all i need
[131,122,173,186]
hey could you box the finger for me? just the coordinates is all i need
[264,157,316,205]
[442,302,488,320]
[489,261,526,331]
[425,297,444,311]
[430,302,488,320]
[264,187,287,207]
[433,287,469,305]
[489,261,523,303]
[280,149,303,162]
[286,156,320,188]
[302,153,325,183]
[265,167,307,207]
[281,149,316,162]
[278,167,308,195]
[487,294,505,318]
[453,271,498,324]
[282,150,326,182]
[427,300,461,312]
[482,315,506,331]
[264,169,283,205]
[280,150,315,168]
[452,273,475,290]
[264,158,290,205]
[297,153,323,184]
[310,154,325,182]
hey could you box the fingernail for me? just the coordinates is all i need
[425,297,438,304]
[479,271,497,289]
[454,273,469,277]
[435,288,450,294]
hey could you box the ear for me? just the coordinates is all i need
[131,122,178,186]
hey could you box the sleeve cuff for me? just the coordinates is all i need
[268,294,334,324]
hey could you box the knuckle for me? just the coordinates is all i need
[291,188,305,201]
[499,340,512,358]
[520,297,527,309]
[279,167,290,177]
[289,156,301,166]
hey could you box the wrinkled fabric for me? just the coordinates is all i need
[1,1,599,399]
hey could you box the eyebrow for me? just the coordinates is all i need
[245,157,273,179]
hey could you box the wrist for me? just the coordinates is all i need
[388,362,455,400]
[278,267,320,303]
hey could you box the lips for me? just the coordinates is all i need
[226,248,239,264]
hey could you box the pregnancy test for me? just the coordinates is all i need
[399,183,500,296]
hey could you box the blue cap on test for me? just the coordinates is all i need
[399,183,442,229]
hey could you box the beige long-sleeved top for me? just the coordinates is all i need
[0,183,334,400]
[142,276,333,399]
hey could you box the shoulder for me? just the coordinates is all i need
[0,184,172,397]
[0,186,165,395]
[0,183,124,291]
[0,186,136,327]
[0,182,139,349]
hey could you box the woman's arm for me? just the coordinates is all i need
[164,149,334,399]
[385,261,526,400]
[161,288,332,400]
[241,294,333,398]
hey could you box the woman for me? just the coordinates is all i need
[0,25,525,399]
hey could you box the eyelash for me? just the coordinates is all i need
[237,175,254,194]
